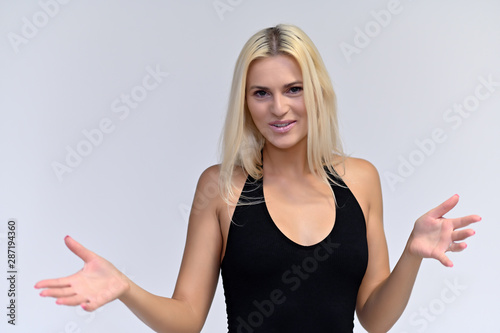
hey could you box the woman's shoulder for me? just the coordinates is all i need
[333,156,382,207]
[333,155,380,185]
[332,156,383,223]
[197,164,247,185]
[196,164,248,203]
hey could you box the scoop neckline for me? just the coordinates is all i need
[260,177,338,249]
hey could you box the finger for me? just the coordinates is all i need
[35,277,72,289]
[452,215,482,229]
[81,299,100,312]
[65,236,96,263]
[448,242,467,253]
[55,294,90,307]
[40,287,76,298]
[428,194,459,219]
[436,252,454,267]
[452,229,476,242]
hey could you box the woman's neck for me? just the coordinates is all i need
[261,140,311,179]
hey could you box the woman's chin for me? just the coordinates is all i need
[264,137,307,151]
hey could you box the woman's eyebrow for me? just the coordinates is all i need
[248,81,303,90]
[283,81,303,88]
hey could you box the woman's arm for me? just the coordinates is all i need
[342,158,480,333]
[35,165,224,333]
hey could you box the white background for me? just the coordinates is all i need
[1,0,498,332]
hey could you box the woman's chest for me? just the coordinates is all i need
[218,174,369,263]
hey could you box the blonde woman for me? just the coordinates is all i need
[36,24,480,332]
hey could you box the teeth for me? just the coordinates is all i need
[273,123,290,127]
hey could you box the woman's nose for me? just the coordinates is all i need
[271,94,289,116]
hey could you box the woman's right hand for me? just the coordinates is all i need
[35,236,130,312]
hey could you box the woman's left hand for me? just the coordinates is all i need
[407,194,481,267]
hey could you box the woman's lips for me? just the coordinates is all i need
[269,121,296,133]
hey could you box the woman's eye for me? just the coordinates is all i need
[254,90,268,98]
[289,86,303,94]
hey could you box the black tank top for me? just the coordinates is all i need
[220,168,368,333]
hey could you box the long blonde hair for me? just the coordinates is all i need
[219,24,345,205]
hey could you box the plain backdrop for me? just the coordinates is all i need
[1,1,498,332]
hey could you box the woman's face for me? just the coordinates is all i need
[245,55,307,151]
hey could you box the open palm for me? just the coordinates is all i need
[408,194,481,267]
[35,236,129,311]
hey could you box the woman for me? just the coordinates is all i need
[35,24,480,332]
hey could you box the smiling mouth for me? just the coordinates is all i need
[271,121,296,127]
[272,123,292,127]
[268,121,296,133]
